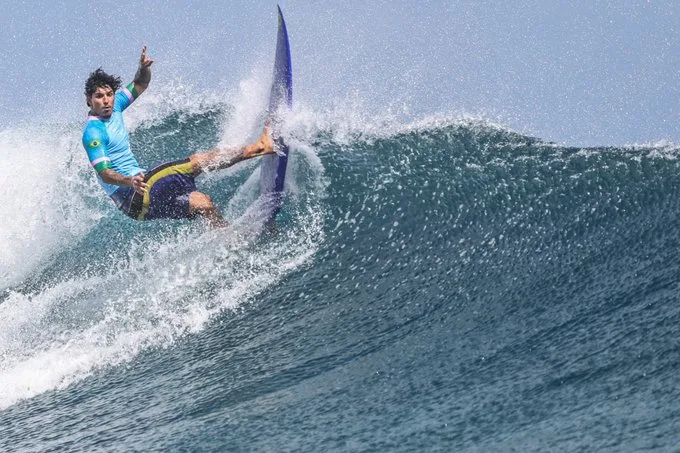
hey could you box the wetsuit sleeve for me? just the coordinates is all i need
[114,82,140,112]
[82,125,111,173]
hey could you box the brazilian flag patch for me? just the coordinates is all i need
[88,139,101,149]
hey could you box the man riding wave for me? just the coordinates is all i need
[82,46,273,227]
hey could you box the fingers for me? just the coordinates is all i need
[139,45,154,67]
[132,175,149,195]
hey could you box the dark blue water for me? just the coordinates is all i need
[2,107,680,451]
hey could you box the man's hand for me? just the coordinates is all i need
[130,173,148,196]
[99,169,148,195]
[139,45,154,70]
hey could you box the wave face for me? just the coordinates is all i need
[1,98,679,451]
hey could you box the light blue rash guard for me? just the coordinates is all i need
[82,83,145,196]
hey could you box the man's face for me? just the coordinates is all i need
[88,85,114,118]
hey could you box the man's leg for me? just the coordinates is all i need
[189,191,227,228]
[189,128,274,175]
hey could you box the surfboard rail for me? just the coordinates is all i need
[258,5,292,227]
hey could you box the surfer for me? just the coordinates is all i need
[82,46,274,228]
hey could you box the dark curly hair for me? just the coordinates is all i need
[84,68,122,105]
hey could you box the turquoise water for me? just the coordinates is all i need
[1,99,680,451]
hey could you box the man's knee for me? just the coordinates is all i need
[188,191,226,226]
[189,192,216,213]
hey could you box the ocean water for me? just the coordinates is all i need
[2,82,680,451]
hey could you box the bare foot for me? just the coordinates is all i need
[245,127,275,158]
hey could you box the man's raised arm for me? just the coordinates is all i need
[133,45,154,96]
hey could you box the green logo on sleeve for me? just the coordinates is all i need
[88,139,101,149]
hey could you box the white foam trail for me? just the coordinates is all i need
[0,101,327,409]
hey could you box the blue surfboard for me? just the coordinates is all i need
[259,5,292,226]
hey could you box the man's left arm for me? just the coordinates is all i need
[116,46,154,111]
[132,45,154,97]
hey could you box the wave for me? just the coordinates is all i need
[2,81,680,413]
